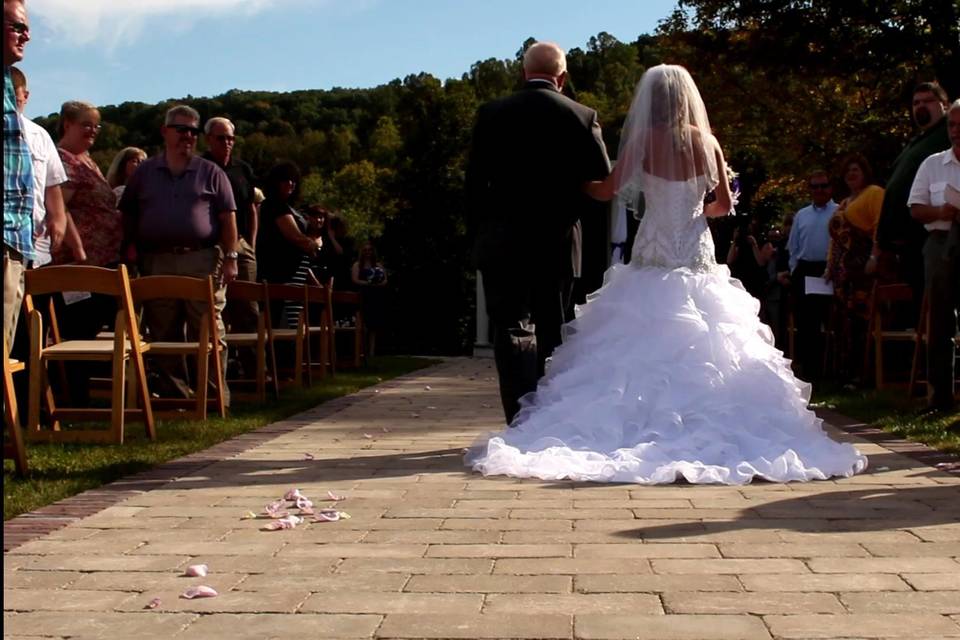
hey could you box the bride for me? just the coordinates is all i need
[466,64,867,484]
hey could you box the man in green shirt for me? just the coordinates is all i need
[874,81,950,316]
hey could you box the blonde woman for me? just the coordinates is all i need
[105,146,146,204]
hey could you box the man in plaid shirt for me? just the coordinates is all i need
[3,0,34,353]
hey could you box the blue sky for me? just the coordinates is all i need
[20,0,679,119]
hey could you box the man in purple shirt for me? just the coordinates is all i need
[120,104,238,405]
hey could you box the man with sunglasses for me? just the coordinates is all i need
[120,104,238,405]
[3,0,33,353]
[786,170,837,381]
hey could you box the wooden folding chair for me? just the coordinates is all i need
[131,275,226,420]
[3,336,28,476]
[862,282,917,390]
[224,280,278,402]
[331,290,365,370]
[909,293,960,399]
[305,284,333,381]
[265,283,308,389]
[23,264,155,444]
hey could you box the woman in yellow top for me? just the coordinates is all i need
[825,153,884,381]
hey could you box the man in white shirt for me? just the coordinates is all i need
[908,99,960,413]
[787,170,837,381]
[10,66,66,265]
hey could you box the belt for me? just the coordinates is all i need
[145,243,216,255]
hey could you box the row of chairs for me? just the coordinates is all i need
[862,282,959,395]
[3,264,366,476]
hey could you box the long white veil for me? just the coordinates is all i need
[614,64,720,208]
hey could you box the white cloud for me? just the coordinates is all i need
[29,0,308,51]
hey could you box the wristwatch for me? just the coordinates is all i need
[224,251,239,260]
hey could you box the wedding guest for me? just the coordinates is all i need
[255,161,322,325]
[105,146,146,204]
[875,81,951,313]
[52,100,123,404]
[908,99,960,413]
[10,66,66,267]
[3,0,34,353]
[119,104,238,404]
[204,117,259,373]
[726,214,772,303]
[326,213,355,290]
[824,153,885,381]
[351,241,389,358]
[787,170,837,381]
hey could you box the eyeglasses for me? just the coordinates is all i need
[6,20,29,35]
[809,183,831,190]
[79,122,102,132]
[169,124,201,137]
[210,134,235,142]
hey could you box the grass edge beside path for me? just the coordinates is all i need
[3,356,440,521]
[812,386,959,455]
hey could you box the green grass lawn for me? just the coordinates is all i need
[812,386,959,454]
[3,356,439,521]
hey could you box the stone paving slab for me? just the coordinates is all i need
[4,357,960,639]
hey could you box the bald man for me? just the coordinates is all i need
[467,41,610,423]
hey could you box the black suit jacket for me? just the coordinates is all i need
[467,81,611,282]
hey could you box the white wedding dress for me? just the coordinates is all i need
[467,173,868,484]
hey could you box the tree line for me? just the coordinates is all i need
[35,0,958,354]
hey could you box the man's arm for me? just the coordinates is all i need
[245,202,258,249]
[787,212,801,273]
[911,202,960,224]
[218,209,239,283]
[43,184,66,251]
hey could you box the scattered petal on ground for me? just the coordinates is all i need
[295,496,313,510]
[283,488,303,501]
[261,515,303,531]
[181,586,218,599]
[327,491,346,501]
[184,564,208,577]
[410,413,420,419]
[381,427,390,433]
[313,509,342,522]
[303,453,315,460]
[241,511,258,520]
[263,499,288,517]
[363,433,373,439]
[424,385,432,390]
[144,598,161,609]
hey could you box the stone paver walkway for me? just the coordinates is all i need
[5,358,960,639]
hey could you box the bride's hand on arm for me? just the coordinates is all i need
[584,173,615,201]
[704,140,732,218]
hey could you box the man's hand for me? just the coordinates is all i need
[222,259,238,285]
[46,214,66,251]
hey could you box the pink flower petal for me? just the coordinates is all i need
[181,585,218,599]
[283,488,303,501]
[303,452,315,460]
[363,433,373,439]
[184,564,208,577]
[295,496,313,510]
[261,515,303,531]
[327,491,345,502]
[144,597,161,609]
[313,510,341,522]
[263,498,287,516]
[424,385,432,391]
